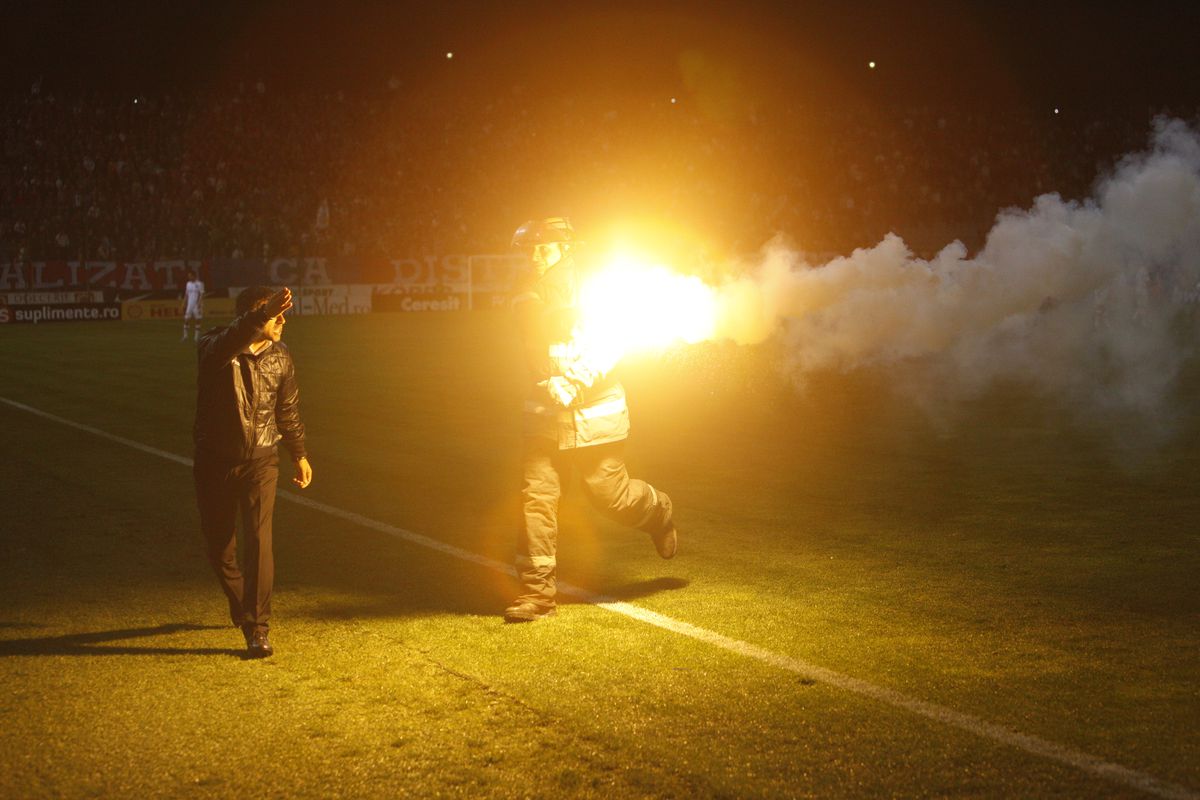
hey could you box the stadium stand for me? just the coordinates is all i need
[1,82,1192,265]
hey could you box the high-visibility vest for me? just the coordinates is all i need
[513,257,630,449]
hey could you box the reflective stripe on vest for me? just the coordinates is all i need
[577,397,626,420]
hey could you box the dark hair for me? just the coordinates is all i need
[236,286,276,316]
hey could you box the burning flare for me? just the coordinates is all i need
[575,254,718,367]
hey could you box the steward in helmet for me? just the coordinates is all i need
[505,217,678,623]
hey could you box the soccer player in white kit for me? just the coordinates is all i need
[181,270,205,341]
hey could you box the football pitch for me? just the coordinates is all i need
[1,312,1198,799]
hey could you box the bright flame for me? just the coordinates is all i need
[576,253,717,364]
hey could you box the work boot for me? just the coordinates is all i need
[503,600,557,623]
[649,491,678,559]
[247,629,274,658]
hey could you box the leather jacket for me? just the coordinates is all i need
[193,308,306,462]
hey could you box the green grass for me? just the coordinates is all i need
[1,313,1198,798]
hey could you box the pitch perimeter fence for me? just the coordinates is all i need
[0,254,526,324]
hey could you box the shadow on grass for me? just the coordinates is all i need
[0,622,244,658]
[305,595,505,621]
[299,576,691,622]
[302,575,512,620]
[582,576,691,602]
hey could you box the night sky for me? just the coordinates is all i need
[4,0,1199,110]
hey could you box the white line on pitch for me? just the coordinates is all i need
[2,395,1195,800]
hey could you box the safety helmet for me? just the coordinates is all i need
[511,217,575,248]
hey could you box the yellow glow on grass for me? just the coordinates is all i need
[577,253,717,362]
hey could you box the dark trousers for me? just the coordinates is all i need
[193,451,279,632]
[517,438,671,603]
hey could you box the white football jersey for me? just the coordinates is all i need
[185,279,205,306]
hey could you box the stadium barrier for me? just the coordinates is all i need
[297,284,373,315]
[1,255,526,319]
[121,296,236,321]
[0,303,122,324]
[0,289,107,304]
[0,255,524,290]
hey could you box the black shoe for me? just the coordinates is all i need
[247,629,274,658]
[240,623,254,648]
[503,600,557,623]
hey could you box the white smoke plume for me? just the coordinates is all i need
[714,118,1200,449]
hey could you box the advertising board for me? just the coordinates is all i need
[1,303,123,324]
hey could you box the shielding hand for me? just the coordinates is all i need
[542,376,579,408]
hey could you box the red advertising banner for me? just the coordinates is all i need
[0,254,526,299]
[0,261,206,292]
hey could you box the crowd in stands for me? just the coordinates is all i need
[1,79,1191,265]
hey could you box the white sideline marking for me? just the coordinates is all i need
[1,397,193,467]
[2,394,1196,800]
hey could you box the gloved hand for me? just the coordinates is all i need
[564,360,599,389]
[541,376,580,408]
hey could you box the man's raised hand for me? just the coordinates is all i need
[263,288,293,318]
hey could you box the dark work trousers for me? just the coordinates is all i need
[517,438,672,604]
[193,450,279,633]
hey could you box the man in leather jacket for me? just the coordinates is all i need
[505,217,678,623]
[193,285,312,657]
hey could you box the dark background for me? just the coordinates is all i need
[3,1,1199,262]
[4,0,1199,108]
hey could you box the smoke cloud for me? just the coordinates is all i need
[714,118,1200,450]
